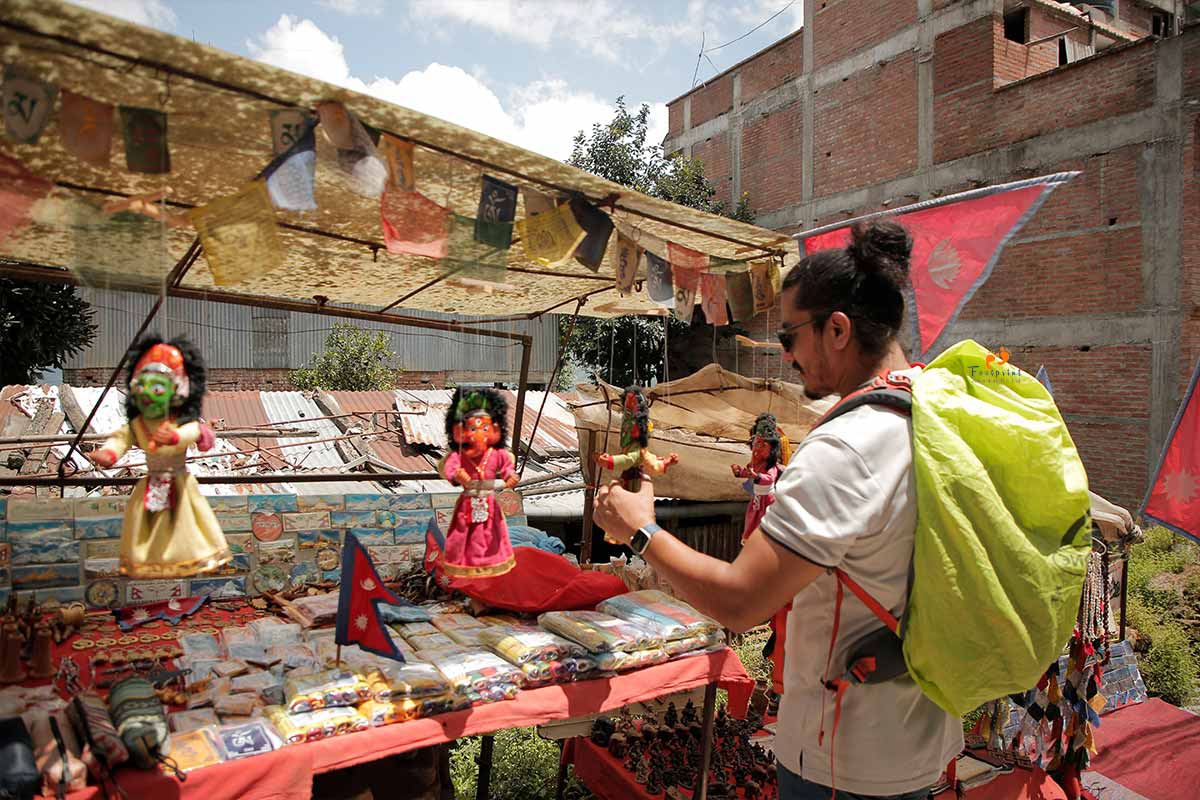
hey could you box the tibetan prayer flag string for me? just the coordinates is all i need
[381,189,451,259]
[269,109,316,156]
[2,66,56,144]
[514,202,586,266]
[569,197,614,272]
[59,90,113,167]
[645,252,675,309]
[0,152,52,246]
[750,261,776,313]
[475,175,518,249]
[700,272,729,326]
[189,181,284,286]
[614,232,641,296]
[668,242,709,273]
[378,134,416,191]
[119,106,170,174]
[263,117,317,211]
[316,100,386,198]
[725,270,755,322]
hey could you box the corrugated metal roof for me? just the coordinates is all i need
[324,391,434,473]
[395,389,453,449]
[258,391,346,471]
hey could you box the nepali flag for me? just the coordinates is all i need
[798,172,1078,360]
[335,532,407,661]
[1142,360,1200,544]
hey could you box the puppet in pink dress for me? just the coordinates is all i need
[732,413,791,541]
[437,388,520,579]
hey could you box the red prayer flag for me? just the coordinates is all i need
[0,153,52,246]
[668,242,708,273]
[800,173,1077,359]
[381,189,450,259]
[336,532,408,661]
[1142,360,1200,544]
[700,272,729,326]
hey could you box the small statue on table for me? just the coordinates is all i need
[88,336,231,578]
[595,386,678,493]
[436,388,520,579]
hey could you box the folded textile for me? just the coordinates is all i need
[422,649,525,696]
[263,705,368,745]
[508,525,566,555]
[597,590,719,641]
[478,625,584,665]
[537,611,664,653]
[664,630,727,657]
[363,662,451,701]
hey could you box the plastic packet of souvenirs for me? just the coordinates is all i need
[180,657,221,687]
[214,692,262,719]
[221,626,258,649]
[537,611,664,653]
[567,655,600,679]
[597,590,720,641]
[519,659,570,688]
[263,705,367,744]
[419,693,471,717]
[405,631,456,651]
[211,660,249,678]
[283,668,370,713]
[214,719,281,760]
[227,643,275,667]
[359,697,422,727]
[664,630,727,657]
[180,632,221,659]
[443,627,491,649]
[476,613,527,628]
[167,727,225,772]
[429,613,486,633]
[254,621,302,647]
[397,621,439,638]
[423,649,525,695]
[230,671,280,695]
[477,625,581,665]
[591,647,670,673]
[268,642,321,672]
[420,600,471,616]
[364,661,451,701]
[169,707,220,733]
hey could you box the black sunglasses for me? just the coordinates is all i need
[776,317,818,351]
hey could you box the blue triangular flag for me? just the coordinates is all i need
[1036,365,1053,396]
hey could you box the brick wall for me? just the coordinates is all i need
[740,102,804,214]
[741,31,804,105]
[810,0,917,71]
[63,368,451,390]
[691,132,732,206]
[689,73,734,128]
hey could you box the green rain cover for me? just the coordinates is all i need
[903,340,1091,716]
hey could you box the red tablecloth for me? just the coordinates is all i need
[54,648,753,800]
[1086,698,1200,800]
[568,739,1067,800]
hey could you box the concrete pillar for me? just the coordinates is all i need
[916,0,936,194]
[731,72,743,205]
[801,0,816,221]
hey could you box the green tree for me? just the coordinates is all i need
[0,279,97,385]
[290,322,400,391]
[561,98,755,388]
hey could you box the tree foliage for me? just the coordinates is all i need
[0,279,97,385]
[290,322,400,391]
[561,98,755,388]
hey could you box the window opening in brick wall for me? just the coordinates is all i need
[1150,11,1172,37]
[1058,37,1069,66]
[1004,7,1029,44]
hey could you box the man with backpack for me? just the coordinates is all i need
[593,220,965,799]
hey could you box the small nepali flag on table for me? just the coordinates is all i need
[335,532,408,661]
[1142,360,1200,544]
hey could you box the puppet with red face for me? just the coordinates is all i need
[436,388,520,578]
[731,412,790,542]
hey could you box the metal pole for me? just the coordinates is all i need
[511,335,532,468]
[518,300,582,476]
[554,740,569,800]
[0,471,440,488]
[580,430,597,565]
[693,682,718,800]
[476,734,495,800]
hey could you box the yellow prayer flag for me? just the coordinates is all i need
[378,134,415,191]
[514,202,586,266]
[189,181,284,286]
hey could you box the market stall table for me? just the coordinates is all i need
[45,648,752,800]
[566,739,1068,800]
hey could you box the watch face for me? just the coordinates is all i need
[630,531,649,554]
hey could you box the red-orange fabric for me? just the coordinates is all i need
[1086,698,1200,800]
[448,547,628,613]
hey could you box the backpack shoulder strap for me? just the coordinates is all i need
[812,371,915,432]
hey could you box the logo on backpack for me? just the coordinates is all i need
[968,346,1027,384]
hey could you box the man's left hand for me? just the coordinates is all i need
[594,478,656,546]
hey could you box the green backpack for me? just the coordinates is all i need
[816,340,1091,717]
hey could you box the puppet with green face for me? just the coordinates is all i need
[594,386,678,493]
[89,336,231,578]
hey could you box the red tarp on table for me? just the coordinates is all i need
[52,649,752,800]
[568,739,1067,800]
[1085,698,1200,800]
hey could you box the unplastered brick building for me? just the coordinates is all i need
[663,0,1200,509]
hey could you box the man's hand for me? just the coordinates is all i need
[593,478,656,547]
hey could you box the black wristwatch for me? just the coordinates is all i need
[630,523,662,556]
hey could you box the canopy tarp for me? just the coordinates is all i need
[570,364,833,501]
[0,0,796,319]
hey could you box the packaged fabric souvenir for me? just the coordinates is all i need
[263,705,367,744]
[168,708,220,733]
[430,613,486,633]
[405,631,456,651]
[477,625,582,664]
[397,621,439,638]
[221,626,257,650]
[419,693,471,717]
[180,632,221,659]
[663,630,727,657]
[167,727,224,773]
[213,693,261,719]
[268,642,321,672]
[251,619,302,647]
[230,671,280,695]
[443,627,491,648]
[214,720,280,760]
[597,590,719,641]
[211,660,249,678]
[423,649,524,695]
[283,669,370,713]
[377,601,432,625]
[359,698,422,727]
[363,662,450,701]
[590,647,669,673]
[537,611,663,653]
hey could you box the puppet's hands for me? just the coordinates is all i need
[504,473,520,490]
[663,453,679,468]
[151,423,180,446]
[89,448,117,468]
[731,464,748,478]
[595,453,615,470]
[453,468,472,486]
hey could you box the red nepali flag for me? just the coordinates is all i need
[335,532,407,661]
[1142,360,1200,544]
[799,172,1077,360]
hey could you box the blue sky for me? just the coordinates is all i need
[72,0,803,160]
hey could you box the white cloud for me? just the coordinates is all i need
[71,0,177,30]
[247,15,668,160]
[317,0,383,15]
[407,0,703,64]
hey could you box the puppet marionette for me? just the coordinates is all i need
[731,412,792,542]
[595,386,678,493]
[437,388,520,578]
[88,335,232,578]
